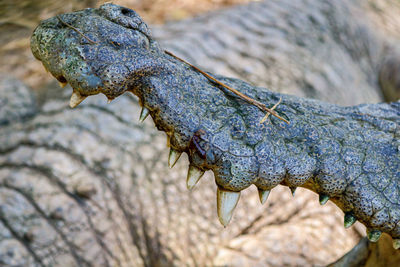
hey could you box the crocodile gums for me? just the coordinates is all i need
[30,2,400,254]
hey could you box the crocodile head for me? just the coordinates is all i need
[31,4,400,247]
[31,3,166,104]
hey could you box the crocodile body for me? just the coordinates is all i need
[31,2,400,244]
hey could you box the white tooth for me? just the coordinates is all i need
[59,81,67,88]
[217,188,240,227]
[393,239,400,250]
[107,99,112,104]
[319,194,330,205]
[366,229,382,242]
[139,107,150,122]
[344,213,357,228]
[186,165,204,190]
[258,189,270,204]
[290,187,297,196]
[168,148,182,168]
[69,90,86,108]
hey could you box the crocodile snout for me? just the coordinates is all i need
[30,3,162,106]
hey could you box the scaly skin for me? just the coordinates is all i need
[31,4,400,244]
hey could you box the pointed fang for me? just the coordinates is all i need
[139,107,150,122]
[367,229,382,242]
[69,90,86,108]
[217,188,240,227]
[319,194,329,205]
[258,189,270,205]
[290,187,297,196]
[168,149,182,168]
[393,239,400,250]
[186,165,204,190]
[344,212,357,228]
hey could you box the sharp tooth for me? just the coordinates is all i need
[393,239,400,250]
[186,165,204,190]
[69,90,86,108]
[367,229,382,242]
[139,107,150,122]
[168,148,182,168]
[289,187,297,196]
[319,194,329,205]
[258,189,270,204]
[59,81,67,88]
[344,212,356,228]
[217,188,240,227]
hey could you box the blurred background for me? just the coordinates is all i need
[0,0,255,90]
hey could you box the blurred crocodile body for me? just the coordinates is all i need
[1,0,400,266]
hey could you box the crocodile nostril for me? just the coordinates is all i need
[121,7,134,17]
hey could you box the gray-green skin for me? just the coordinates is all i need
[31,4,400,240]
